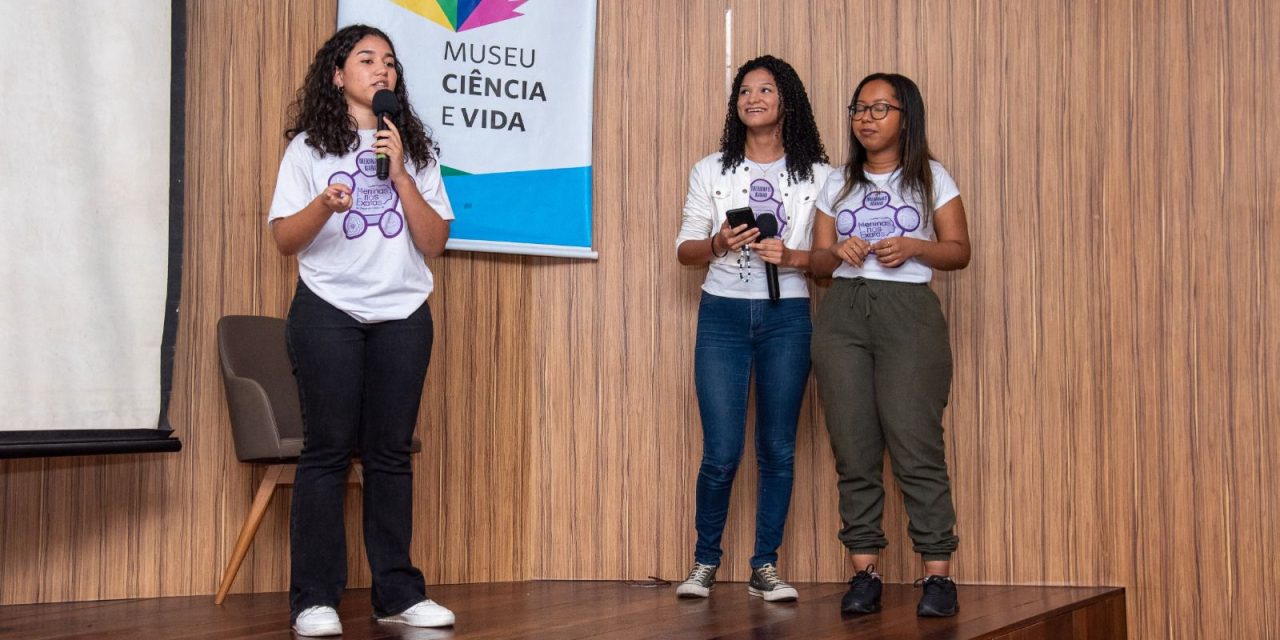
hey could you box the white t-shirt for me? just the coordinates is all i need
[816,160,959,283]
[268,131,455,322]
[676,153,833,299]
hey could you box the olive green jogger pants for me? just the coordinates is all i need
[812,277,959,561]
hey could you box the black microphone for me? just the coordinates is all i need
[372,89,401,180]
[757,213,781,302]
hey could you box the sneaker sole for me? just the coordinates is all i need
[676,585,712,598]
[917,603,959,617]
[376,613,456,627]
[841,602,881,615]
[292,623,343,637]
[747,586,798,602]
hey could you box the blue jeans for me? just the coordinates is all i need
[692,292,812,568]
[285,281,431,620]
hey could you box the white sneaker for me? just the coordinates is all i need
[292,605,342,636]
[376,599,456,627]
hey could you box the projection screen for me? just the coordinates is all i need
[0,0,184,457]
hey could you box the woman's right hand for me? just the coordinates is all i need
[832,235,872,267]
[717,221,760,254]
[318,183,353,213]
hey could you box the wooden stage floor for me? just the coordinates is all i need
[0,581,1125,639]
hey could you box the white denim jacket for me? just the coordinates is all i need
[676,153,834,299]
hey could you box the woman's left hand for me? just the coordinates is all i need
[750,237,788,266]
[870,237,920,268]
[374,117,408,180]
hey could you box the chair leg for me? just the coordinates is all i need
[214,464,289,605]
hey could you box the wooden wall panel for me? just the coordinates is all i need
[2,2,1278,639]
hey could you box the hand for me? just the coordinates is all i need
[318,183,352,213]
[870,237,920,268]
[749,237,787,266]
[374,117,408,179]
[717,221,761,253]
[833,236,872,267]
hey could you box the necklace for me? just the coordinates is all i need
[746,155,785,176]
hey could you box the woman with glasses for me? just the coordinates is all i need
[810,73,971,618]
[673,55,831,602]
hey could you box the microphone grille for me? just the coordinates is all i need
[372,89,401,115]
[757,213,779,239]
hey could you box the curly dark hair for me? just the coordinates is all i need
[285,24,437,170]
[718,55,828,183]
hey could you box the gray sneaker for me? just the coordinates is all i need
[748,563,798,602]
[676,562,718,598]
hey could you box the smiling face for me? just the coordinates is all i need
[333,35,397,114]
[736,68,782,131]
[851,79,903,156]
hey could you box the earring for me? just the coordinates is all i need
[336,85,344,94]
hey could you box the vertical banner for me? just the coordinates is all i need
[338,0,598,259]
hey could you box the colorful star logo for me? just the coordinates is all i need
[393,0,528,32]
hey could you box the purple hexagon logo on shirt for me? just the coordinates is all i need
[836,190,922,257]
[331,150,403,239]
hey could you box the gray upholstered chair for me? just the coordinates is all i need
[214,315,420,604]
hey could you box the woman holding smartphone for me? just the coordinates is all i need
[673,54,831,602]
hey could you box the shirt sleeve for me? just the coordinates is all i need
[417,159,455,221]
[674,160,714,251]
[931,161,960,209]
[815,170,840,217]
[267,138,316,224]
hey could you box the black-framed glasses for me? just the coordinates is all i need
[848,103,902,120]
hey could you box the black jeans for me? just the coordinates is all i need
[286,281,431,620]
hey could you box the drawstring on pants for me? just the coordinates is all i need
[849,277,876,318]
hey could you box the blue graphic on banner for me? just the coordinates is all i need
[445,166,593,248]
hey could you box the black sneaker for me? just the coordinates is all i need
[840,566,882,614]
[747,563,798,602]
[916,575,959,617]
[675,562,717,598]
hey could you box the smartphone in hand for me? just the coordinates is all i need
[725,207,758,230]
